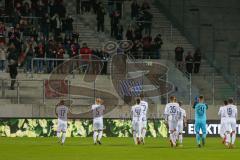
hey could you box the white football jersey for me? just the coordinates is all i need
[131,104,143,122]
[178,107,186,121]
[56,105,69,121]
[218,106,227,119]
[224,104,238,119]
[92,104,105,119]
[164,102,180,121]
[140,100,148,121]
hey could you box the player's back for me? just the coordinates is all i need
[218,106,227,122]
[140,100,148,120]
[164,102,180,121]
[178,107,186,122]
[57,105,69,121]
[194,103,207,121]
[131,104,143,122]
[92,104,105,120]
[225,104,237,120]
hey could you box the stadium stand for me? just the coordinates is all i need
[0,0,239,119]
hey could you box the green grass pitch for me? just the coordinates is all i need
[0,137,239,160]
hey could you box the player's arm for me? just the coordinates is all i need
[192,102,197,109]
[183,114,187,127]
[205,103,209,110]
[130,107,134,118]
[163,106,169,122]
[55,105,58,117]
[217,107,221,116]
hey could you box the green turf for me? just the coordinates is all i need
[0,137,239,160]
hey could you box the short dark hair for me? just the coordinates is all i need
[140,93,144,99]
[136,98,141,104]
[224,100,228,105]
[178,101,182,106]
[199,95,204,100]
[228,98,233,104]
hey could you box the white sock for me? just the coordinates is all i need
[231,132,236,145]
[57,132,61,138]
[93,131,98,143]
[62,132,66,143]
[133,131,137,144]
[170,133,175,145]
[179,134,183,144]
[98,131,103,141]
[142,128,146,140]
[226,132,231,144]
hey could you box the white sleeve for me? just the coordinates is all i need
[164,105,169,120]
[218,108,221,116]
[164,105,168,115]
[235,107,238,118]
[183,110,186,117]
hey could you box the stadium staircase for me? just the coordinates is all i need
[148,0,235,104]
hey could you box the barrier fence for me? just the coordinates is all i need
[0,57,239,106]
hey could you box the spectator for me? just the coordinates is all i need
[134,26,142,40]
[41,13,51,39]
[185,51,194,74]
[0,42,7,71]
[24,38,37,72]
[107,0,115,15]
[35,42,45,73]
[175,45,184,70]
[80,43,92,72]
[76,0,80,14]
[131,39,143,59]
[193,48,202,73]
[0,21,6,37]
[110,10,120,37]
[56,44,65,73]
[7,43,19,90]
[102,50,109,75]
[81,0,91,14]
[96,2,106,32]
[46,40,57,73]
[91,0,98,14]
[80,43,92,59]
[115,23,123,40]
[116,0,123,18]
[51,13,62,40]
[63,15,74,40]
[141,0,150,10]
[131,0,139,20]
[143,10,153,36]
[21,2,31,16]
[126,25,134,41]
[153,34,163,59]
[142,34,152,59]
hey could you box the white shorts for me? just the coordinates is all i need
[57,119,67,132]
[132,120,142,137]
[220,121,227,135]
[168,120,178,131]
[93,119,103,131]
[225,119,236,132]
[176,121,183,133]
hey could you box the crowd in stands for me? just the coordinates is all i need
[175,46,202,74]
[0,0,111,75]
[127,0,162,59]
[0,0,201,88]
